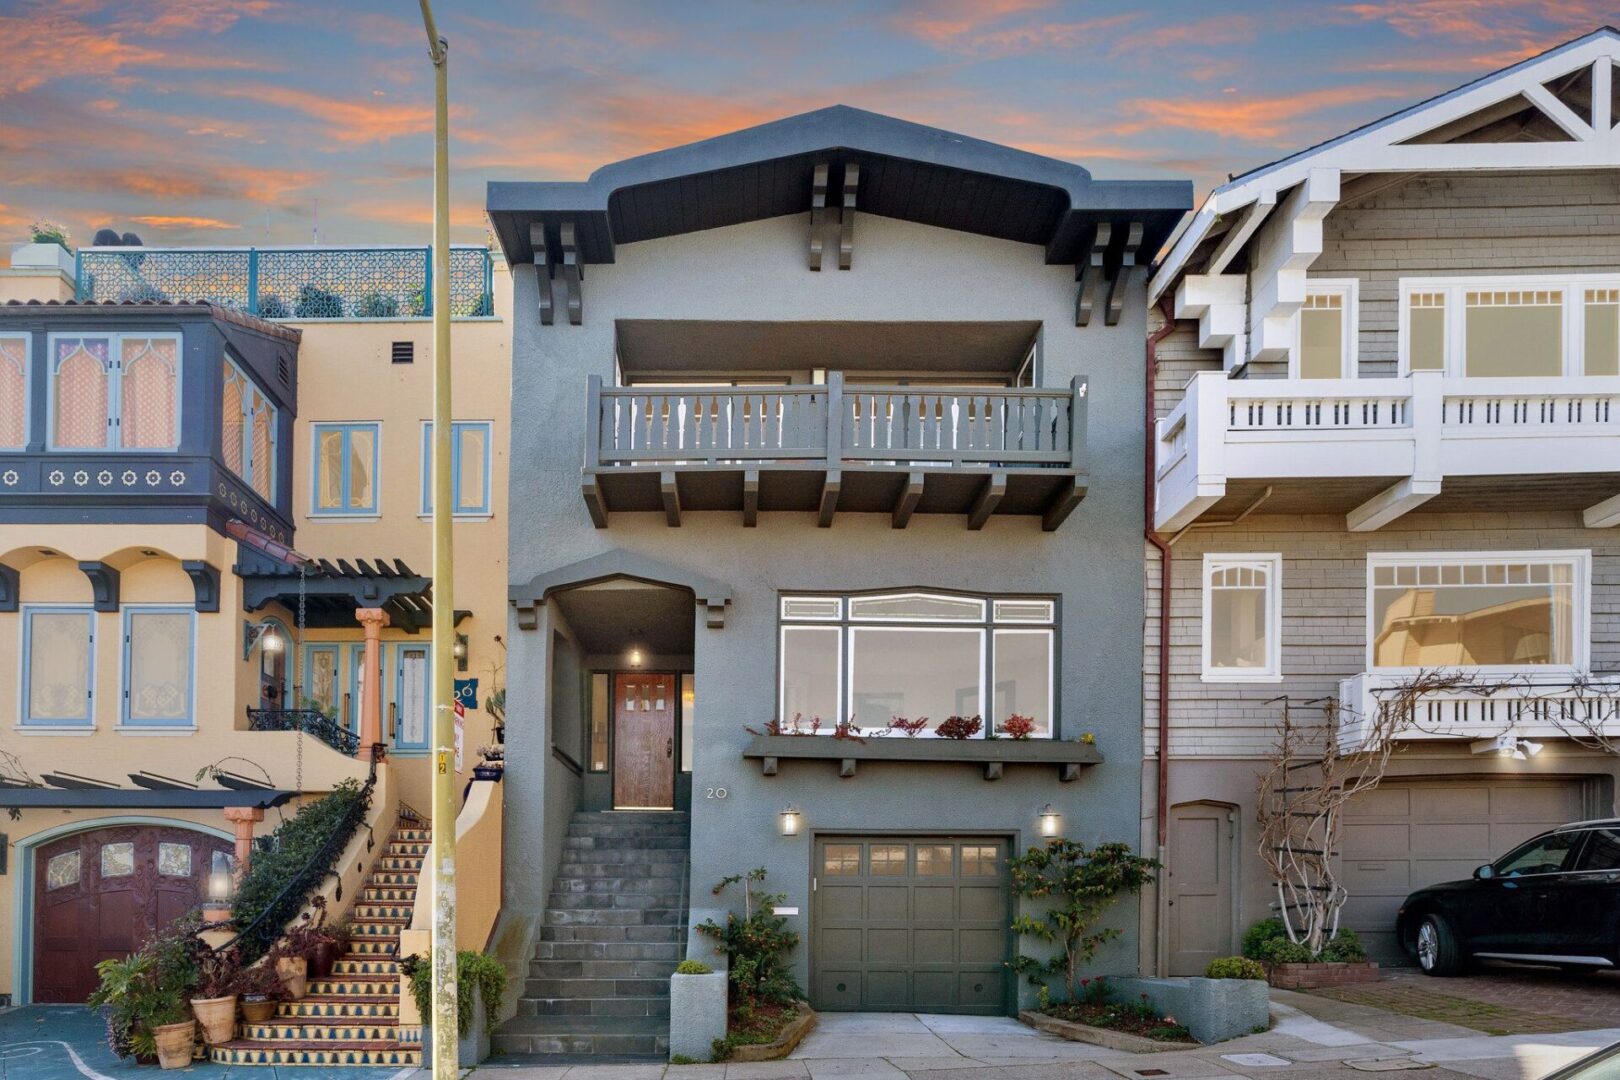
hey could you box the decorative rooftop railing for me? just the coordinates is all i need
[76,245,494,319]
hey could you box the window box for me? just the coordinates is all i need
[741,733,1102,782]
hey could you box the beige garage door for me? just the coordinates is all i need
[1341,779,1587,960]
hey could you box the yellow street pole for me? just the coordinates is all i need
[417,3,457,1078]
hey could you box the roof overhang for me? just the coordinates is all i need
[487,105,1190,267]
[511,549,733,631]
[0,788,296,810]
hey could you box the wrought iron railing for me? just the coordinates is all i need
[76,245,494,319]
[247,707,361,757]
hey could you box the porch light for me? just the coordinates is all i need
[1038,804,1062,838]
[207,867,234,901]
[779,805,801,836]
[261,626,284,654]
[453,634,469,672]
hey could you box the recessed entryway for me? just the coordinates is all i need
[613,672,676,809]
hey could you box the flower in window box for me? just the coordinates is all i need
[999,714,1035,740]
[1080,732,1096,745]
[935,715,982,740]
[889,716,929,738]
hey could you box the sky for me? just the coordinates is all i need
[1,0,1616,249]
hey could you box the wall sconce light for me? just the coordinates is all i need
[628,632,645,668]
[779,805,802,837]
[1038,804,1062,838]
[243,620,286,661]
[453,634,469,672]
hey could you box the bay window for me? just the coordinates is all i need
[1367,551,1588,672]
[48,333,180,450]
[777,591,1055,737]
[222,356,277,502]
[1400,277,1620,376]
[0,334,28,449]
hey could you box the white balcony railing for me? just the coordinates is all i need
[1154,370,1620,531]
[1337,672,1620,750]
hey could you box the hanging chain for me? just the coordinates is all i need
[295,565,307,792]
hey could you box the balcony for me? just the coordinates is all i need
[1155,370,1620,533]
[1337,672,1620,750]
[75,245,494,319]
[581,373,1088,529]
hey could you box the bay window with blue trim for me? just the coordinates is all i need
[421,420,492,516]
[46,333,182,451]
[392,642,432,753]
[221,354,277,504]
[121,607,196,728]
[21,607,96,729]
[311,422,380,516]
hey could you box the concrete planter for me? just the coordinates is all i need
[725,1003,817,1063]
[1020,1010,1197,1053]
[669,971,728,1061]
[418,981,491,1067]
[1265,961,1379,990]
[10,242,74,275]
[1110,976,1271,1044]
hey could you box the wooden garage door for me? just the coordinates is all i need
[1341,779,1586,961]
[33,825,233,1003]
[813,836,1010,1015]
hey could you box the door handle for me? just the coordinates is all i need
[666,737,673,759]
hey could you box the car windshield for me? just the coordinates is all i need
[1554,1045,1620,1080]
[1493,831,1582,877]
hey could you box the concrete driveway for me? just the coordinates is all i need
[1309,964,1620,1036]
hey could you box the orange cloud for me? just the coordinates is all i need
[0,10,164,96]
[891,0,1136,58]
[1112,15,1258,54]
[1123,84,1414,141]
[130,0,278,36]
[211,83,433,144]
[130,214,241,230]
[1339,0,1615,43]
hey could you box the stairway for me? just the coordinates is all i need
[210,816,428,1068]
[494,810,690,1059]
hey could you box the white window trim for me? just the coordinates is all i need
[0,332,31,451]
[1397,273,1620,378]
[44,332,183,452]
[1201,553,1283,683]
[1290,279,1359,379]
[1364,549,1592,675]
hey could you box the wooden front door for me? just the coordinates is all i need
[1167,802,1236,976]
[33,825,233,1002]
[613,673,676,809]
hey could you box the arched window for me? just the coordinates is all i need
[221,355,277,502]
[0,335,27,449]
[221,365,245,475]
[119,338,179,449]
[49,333,181,450]
[52,338,111,448]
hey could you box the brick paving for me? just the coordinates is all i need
[1309,963,1620,1036]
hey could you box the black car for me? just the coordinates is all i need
[1396,818,1620,976]
[1539,1041,1620,1080]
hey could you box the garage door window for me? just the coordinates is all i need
[46,852,79,891]
[100,843,135,879]
[1368,552,1588,672]
[779,591,1055,736]
[157,843,192,877]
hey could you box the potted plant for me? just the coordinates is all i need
[190,944,243,1046]
[273,940,310,1000]
[474,744,505,781]
[278,899,331,993]
[88,936,198,1070]
[238,963,284,1023]
[29,220,70,250]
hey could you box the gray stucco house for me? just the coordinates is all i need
[485,106,1190,1053]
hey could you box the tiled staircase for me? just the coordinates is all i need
[494,810,690,1059]
[210,817,428,1068]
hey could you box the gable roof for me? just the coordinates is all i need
[1152,27,1620,301]
[488,105,1191,266]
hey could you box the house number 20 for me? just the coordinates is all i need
[705,787,728,799]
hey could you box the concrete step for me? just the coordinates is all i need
[556,848,688,866]
[528,958,680,979]
[492,1015,669,1058]
[532,940,682,962]
[522,976,671,999]
[546,892,683,911]
[551,875,686,894]
[569,811,688,824]
[566,822,690,838]
[539,923,684,943]
[514,995,671,1018]
[563,835,690,851]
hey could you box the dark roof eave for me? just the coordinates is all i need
[0,788,297,810]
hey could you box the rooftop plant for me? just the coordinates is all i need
[29,220,70,249]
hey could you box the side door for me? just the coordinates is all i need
[1565,827,1620,959]
[1470,831,1584,953]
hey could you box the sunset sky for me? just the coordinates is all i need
[1,0,1614,249]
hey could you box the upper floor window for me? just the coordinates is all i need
[122,607,195,728]
[1202,555,1282,681]
[49,333,180,450]
[778,590,1055,738]
[421,420,491,516]
[21,606,95,728]
[1292,282,1357,379]
[311,422,378,516]
[0,334,28,449]
[1368,551,1589,672]
[1400,276,1620,377]
[222,356,277,503]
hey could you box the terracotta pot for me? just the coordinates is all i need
[190,995,237,1045]
[241,996,278,1023]
[152,1019,196,1070]
[275,955,308,1000]
[310,941,337,979]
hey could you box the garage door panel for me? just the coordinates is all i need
[814,836,1009,1015]
[1411,822,1491,854]
[1490,785,1582,820]
[1343,822,1411,856]
[1348,787,1410,817]
[1342,857,1410,892]
[1412,786,1489,818]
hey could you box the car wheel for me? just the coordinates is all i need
[1416,914,1463,976]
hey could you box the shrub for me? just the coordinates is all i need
[670,1054,700,1065]
[355,293,400,318]
[293,283,345,318]
[697,868,803,1007]
[30,220,70,249]
[1242,917,1364,964]
[674,959,713,975]
[257,294,291,319]
[1318,927,1367,962]
[88,913,204,1059]
[403,951,508,1037]
[935,715,983,740]
[1205,956,1267,981]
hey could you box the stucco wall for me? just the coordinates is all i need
[504,212,1152,999]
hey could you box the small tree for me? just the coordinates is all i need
[697,868,803,1007]
[1007,840,1158,1001]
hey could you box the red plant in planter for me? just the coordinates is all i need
[889,716,929,738]
[935,715,983,740]
[999,714,1035,740]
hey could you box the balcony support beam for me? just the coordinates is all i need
[1042,475,1086,532]
[582,473,608,529]
[818,469,841,528]
[1583,492,1620,528]
[660,470,682,527]
[181,560,221,613]
[892,471,923,529]
[809,163,829,271]
[1347,476,1440,532]
[742,468,759,527]
[1248,168,1338,364]
[559,222,583,325]
[530,223,554,326]
[1103,221,1143,327]
[968,473,1006,531]
[839,163,859,270]
[1074,223,1110,326]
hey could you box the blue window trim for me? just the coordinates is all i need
[310,421,381,516]
[391,642,432,754]
[222,352,277,500]
[120,606,196,728]
[302,643,341,715]
[420,420,492,516]
[1,332,31,451]
[20,606,96,728]
[347,642,368,735]
[44,332,183,452]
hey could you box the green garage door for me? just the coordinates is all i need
[812,836,1010,1014]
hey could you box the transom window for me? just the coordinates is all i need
[312,422,379,515]
[1368,552,1589,672]
[0,334,29,449]
[421,420,492,515]
[48,333,181,450]
[1202,555,1282,681]
[1400,276,1620,377]
[778,590,1055,737]
[1292,282,1357,379]
[221,356,277,503]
